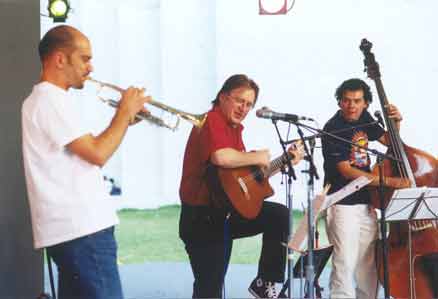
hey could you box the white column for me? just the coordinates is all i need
[118,0,163,208]
[159,0,217,205]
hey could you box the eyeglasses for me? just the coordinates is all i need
[227,94,254,110]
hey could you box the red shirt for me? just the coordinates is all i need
[179,106,245,206]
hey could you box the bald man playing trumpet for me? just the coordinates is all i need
[22,25,149,299]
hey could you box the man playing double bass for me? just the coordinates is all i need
[321,78,411,299]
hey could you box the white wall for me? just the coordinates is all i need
[160,0,217,205]
[40,0,438,209]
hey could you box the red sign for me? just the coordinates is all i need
[259,0,293,15]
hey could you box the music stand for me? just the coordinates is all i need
[293,245,333,279]
[293,245,333,298]
[384,187,438,299]
[385,187,438,222]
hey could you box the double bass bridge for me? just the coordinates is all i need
[410,220,438,232]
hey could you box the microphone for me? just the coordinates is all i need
[256,107,314,122]
[374,110,385,128]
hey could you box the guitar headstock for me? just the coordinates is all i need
[359,38,381,80]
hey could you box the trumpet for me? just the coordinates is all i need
[87,77,207,131]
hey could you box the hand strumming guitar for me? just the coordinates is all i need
[288,140,305,165]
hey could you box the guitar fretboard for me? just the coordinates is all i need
[265,152,295,177]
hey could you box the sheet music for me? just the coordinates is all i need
[288,176,372,251]
[321,176,372,211]
[386,187,438,221]
[287,194,325,251]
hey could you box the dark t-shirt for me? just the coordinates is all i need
[179,106,245,206]
[322,110,385,205]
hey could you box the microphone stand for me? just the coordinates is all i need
[307,138,324,299]
[282,120,399,299]
[285,120,381,145]
[374,115,391,299]
[271,120,296,299]
[278,124,320,299]
[297,124,319,299]
[377,154,391,299]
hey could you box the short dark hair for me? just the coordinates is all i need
[38,25,77,62]
[211,74,259,106]
[335,78,373,104]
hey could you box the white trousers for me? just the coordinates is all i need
[326,204,378,299]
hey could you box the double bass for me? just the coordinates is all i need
[360,39,438,299]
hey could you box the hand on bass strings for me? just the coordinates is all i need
[385,103,403,123]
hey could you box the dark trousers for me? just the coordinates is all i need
[47,226,123,299]
[179,201,289,298]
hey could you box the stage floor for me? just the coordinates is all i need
[44,261,333,298]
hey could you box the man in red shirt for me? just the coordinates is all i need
[179,74,303,298]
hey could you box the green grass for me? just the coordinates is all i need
[115,205,328,265]
[115,206,184,264]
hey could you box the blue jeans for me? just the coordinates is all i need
[47,226,123,299]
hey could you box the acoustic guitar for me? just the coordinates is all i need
[214,151,295,219]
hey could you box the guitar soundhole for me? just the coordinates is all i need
[250,166,264,183]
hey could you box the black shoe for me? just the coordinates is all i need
[276,289,288,298]
[248,277,278,298]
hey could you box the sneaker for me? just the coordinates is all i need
[248,277,278,298]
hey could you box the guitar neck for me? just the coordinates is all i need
[265,152,294,178]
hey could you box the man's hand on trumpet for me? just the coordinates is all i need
[118,87,151,125]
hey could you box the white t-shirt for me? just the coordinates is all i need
[22,81,119,249]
